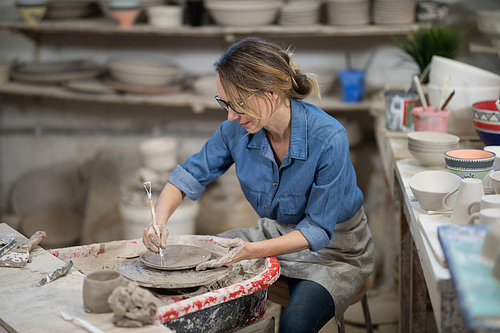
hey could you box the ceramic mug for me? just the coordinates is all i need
[467,194,500,215]
[443,178,484,225]
[467,208,500,226]
[482,222,500,260]
[490,170,500,194]
[83,270,125,313]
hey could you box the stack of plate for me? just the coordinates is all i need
[11,59,102,84]
[373,0,415,25]
[326,0,370,26]
[45,0,97,19]
[279,1,321,26]
[407,131,460,167]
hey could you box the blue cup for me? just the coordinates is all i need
[338,69,366,103]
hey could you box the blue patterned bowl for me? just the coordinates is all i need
[472,100,500,146]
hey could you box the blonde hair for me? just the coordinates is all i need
[214,37,320,118]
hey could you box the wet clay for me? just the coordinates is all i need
[140,245,211,270]
[118,255,230,289]
[83,270,126,313]
[108,282,158,327]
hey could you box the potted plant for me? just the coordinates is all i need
[393,24,467,76]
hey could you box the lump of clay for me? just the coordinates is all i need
[108,282,158,327]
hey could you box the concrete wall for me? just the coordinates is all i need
[0,0,499,217]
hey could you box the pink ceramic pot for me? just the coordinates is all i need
[110,8,140,27]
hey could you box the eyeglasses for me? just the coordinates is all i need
[215,95,245,115]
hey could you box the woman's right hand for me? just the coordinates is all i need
[142,221,169,253]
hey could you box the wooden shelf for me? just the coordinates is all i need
[0,19,421,39]
[0,81,372,113]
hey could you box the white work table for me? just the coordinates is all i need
[0,223,172,333]
[373,116,485,333]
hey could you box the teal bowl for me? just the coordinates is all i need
[444,148,495,179]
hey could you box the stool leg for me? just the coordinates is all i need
[337,315,345,333]
[361,295,373,333]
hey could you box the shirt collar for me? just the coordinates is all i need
[247,98,308,161]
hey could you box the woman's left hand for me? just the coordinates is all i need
[196,238,246,271]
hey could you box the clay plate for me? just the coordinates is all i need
[140,245,211,270]
[118,256,230,289]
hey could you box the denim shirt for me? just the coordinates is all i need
[168,98,364,252]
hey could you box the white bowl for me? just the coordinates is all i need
[139,136,178,172]
[108,58,180,87]
[408,147,447,166]
[427,83,500,136]
[206,1,284,27]
[430,55,500,88]
[407,131,460,146]
[146,5,183,27]
[485,145,500,170]
[409,170,462,211]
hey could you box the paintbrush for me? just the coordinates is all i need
[440,89,455,110]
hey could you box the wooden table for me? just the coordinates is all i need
[0,223,172,333]
[373,115,488,333]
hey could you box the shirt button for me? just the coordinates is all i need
[264,205,268,209]
[273,182,277,186]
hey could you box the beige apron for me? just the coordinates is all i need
[218,206,374,320]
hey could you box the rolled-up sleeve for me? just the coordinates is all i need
[296,218,330,252]
[168,165,206,200]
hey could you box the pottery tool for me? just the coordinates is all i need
[60,311,104,333]
[427,211,452,216]
[0,233,17,257]
[413,75,428,110]
[438,74,450,108]
[0,231,45,268]
[404,62,431,93]
[36,260,73,287]
[496,99,500,112]
[143,182,164,264]
[440,89,455,110]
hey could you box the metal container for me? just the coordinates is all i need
[384,89,419,131]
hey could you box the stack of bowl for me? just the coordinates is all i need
[107,58,180,87]
[326,0,370,26]
[444,148,495,179]
[373,0,415,25]
[428,55,500,137]
[279,1,321,26]
[45,0,96,19]
[472,100,500,146]
[205,0,284,27]
[407,131,460,166]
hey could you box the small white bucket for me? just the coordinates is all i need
[139,136,178,172]
[120,199,199,240]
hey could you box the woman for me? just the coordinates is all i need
[143,37,374,333]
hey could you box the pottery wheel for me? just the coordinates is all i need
[140,245,211,270]
[118,253,230,289]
